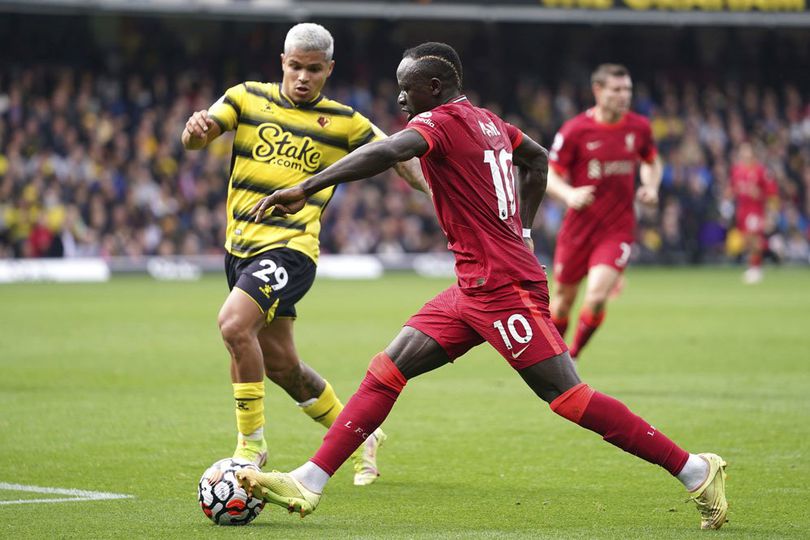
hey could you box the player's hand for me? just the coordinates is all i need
[566,185,596,210]
[184,110,216,141]
[250,186,307,222]
[636,185,659,207]
[523,237,535,253]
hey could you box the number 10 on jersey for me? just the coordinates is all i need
[484,149,516,220]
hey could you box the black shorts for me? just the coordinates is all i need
[225,248,316,321]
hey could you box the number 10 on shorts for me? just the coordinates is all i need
[493,314,533,350]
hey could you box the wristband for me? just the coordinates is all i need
[522,228,532,238]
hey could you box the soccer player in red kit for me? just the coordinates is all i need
[545,64,663,361]
[730,141,778,284]
[235,43,728,530]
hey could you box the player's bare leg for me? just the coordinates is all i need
[569,264,621,359]
[386,325,454,378]
[258,318,388,485]
[258,319,325,402]
[517,349,581,402]
[518,351,728,529]
[237,326,449,516]
[218,289,270,467]
[608,274,626,300]
[742,232,764,284]
[550,281,579,340]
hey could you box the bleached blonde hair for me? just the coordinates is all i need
[284,23,334,61]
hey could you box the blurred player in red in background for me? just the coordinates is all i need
[730,141,779,284]
[234,43,728,530]
[545,64,662,361]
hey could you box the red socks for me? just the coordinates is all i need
[569,308,605,358]
[551,315,569,339]
[309,356,691,479]
[551,383,689,476]
[310,352,406,475]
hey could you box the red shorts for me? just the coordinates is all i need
[553,234,634,285]
[405,281,567,370]
[737,212,765,235]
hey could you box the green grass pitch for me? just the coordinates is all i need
[1,267,808,538]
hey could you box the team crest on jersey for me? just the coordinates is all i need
[317,116,330,128]
[625,133,636,151]
[252,122,322,173]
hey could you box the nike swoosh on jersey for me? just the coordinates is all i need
[511,345,530,359]
[586,141,602,150]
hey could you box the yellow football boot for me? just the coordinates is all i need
[688,453,729,530]
[351,428,387,486]
[233,435,268,468]
[236,469,321,517]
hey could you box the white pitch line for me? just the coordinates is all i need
[0,482,134,505]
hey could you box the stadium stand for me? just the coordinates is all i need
[1,15,808,265]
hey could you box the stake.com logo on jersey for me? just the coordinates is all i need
[251,122,323,173]
[411,112,436,128]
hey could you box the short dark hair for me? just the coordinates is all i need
[402,42,463,89]
[591,64,630,86]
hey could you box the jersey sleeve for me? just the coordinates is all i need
[548,120,577,176]
[347,111,385,152]
[638,118,658,163]
[208,83,246,133]
[504,122,524,150]
[406,111,449,157]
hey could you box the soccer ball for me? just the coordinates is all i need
[198,457,265,525]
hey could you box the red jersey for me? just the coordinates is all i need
[549,109,657,244]
[406,96,545,292]
[730,163,776,217]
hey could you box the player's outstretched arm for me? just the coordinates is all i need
[250,129,429,221]
[181,110,222,151]
[513,133,549,232]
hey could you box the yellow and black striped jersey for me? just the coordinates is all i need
[208,81,385,261]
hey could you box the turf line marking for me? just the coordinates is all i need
[0,482,134,505]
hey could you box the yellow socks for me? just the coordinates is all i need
[235,379,343,433]
[233,381,265,436]
[300,381,344,428]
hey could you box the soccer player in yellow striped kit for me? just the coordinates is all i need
[182,23,426,485]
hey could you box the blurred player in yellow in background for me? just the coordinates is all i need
[182,22,426,485]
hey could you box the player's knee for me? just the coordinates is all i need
[549,382,595,424]
[551,288,576,316]
[218,314,254,351]
[551,295,569,315]
[583,295,608,313]
[552,302,571,319]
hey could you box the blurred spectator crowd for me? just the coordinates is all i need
[2,59,809,265]
[504,79,810,265]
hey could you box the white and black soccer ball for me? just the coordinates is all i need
[198,457,265,525]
